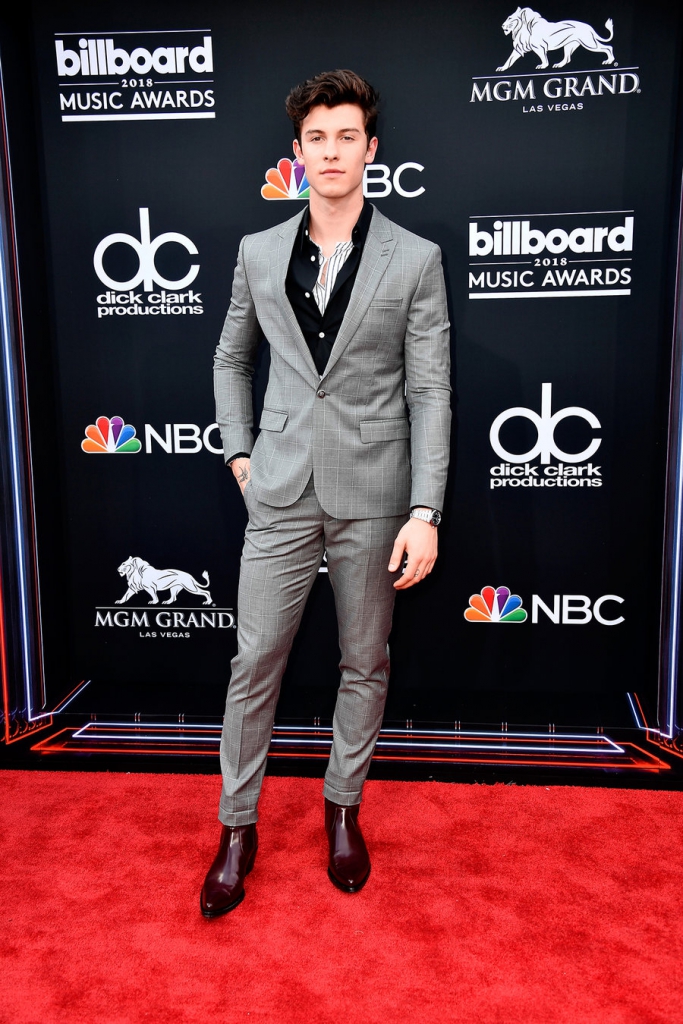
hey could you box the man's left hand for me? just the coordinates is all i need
[388,515,438,590]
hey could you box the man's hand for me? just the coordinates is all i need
[231,457,251,495]
[388,514,438,590]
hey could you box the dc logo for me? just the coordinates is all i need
[93,208,199,292]
[490,383,601,464]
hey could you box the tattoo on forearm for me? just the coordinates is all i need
[237,465,250,484]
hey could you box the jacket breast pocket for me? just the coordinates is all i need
[360,418,410,443]
[368,297,403,309]
[259,409,288,432]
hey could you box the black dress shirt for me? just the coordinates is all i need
[285,199,373,376]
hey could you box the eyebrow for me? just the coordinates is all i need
[304,127,362,136]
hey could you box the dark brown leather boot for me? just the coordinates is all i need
[200,823,257,918]
[325,798,371,893]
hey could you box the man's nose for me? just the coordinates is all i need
[323,141,339,160]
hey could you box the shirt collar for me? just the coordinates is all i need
[299,199,373,252]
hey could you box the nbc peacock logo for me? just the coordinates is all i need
[464,585,527,623]
[261,158,310,200]
[82,416,141,454]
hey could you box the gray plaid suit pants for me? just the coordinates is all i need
[218,474,406,826]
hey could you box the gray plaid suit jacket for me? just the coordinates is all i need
[214,204,451,519]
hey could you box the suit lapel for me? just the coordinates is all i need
[320,207,396,382]
[273,210,320,385]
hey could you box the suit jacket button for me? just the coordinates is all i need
[317,389,326,398]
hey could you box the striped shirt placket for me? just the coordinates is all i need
[313,239,355,315]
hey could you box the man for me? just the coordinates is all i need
[201,69,450,917]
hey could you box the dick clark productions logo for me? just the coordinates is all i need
[489,383,602,491]
[93,208,204,319]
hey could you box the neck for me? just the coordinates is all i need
[308,187,364,254]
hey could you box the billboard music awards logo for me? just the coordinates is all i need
[464,586,624,625]
[93,209,204,319]
[55,30,215,122]
[469,211,633,298]
[81,415,223,455]
[489,384,602,490]
[470,8,640,115]
[94,556,236,639]
[261,158,425,200]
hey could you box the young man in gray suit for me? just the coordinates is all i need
[201,70,451,917]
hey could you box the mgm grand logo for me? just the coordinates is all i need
[94,556,236,638]
[471,8,640,114]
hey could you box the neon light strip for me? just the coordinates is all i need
[627,691,671,739]
[72,732,220,742]
[70,733,622,755]
[30,679,91,718]
[71,720,623,755]
[73,721,219,736]
[275,725,621,744]
[627,692,646,729]
[662,177,683,740]
[0,59,34,718]
[73,720,621,743]
[270,739,625,755]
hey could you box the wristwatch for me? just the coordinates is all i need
[410,507,442,527]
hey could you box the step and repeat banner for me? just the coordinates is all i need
[25,0,682,734]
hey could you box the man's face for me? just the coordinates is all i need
[293,103,378,201]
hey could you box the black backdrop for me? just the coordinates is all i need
[2,0,683,766]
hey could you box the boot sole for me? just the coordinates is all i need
[199,850,256,918]
[327,864,371,894]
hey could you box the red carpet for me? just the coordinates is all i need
[1,771,682,1024]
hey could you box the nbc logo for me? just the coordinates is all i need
[464,586,527,623]
[261,158,425,200]
[262,159,310,200]
[464,586,625,625]
[81,416,227,455]
[82,416,141,453]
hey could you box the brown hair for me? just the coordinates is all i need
[285,69,379,144]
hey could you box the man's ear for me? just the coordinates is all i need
[293,138,304,163]
[365,136,379,164]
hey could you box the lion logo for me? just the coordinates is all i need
[115,556,212,606]
[496,8,616,71]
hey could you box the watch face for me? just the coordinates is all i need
[431,510,442,527]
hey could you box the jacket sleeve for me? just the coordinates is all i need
[404,244,452,512]
[213,236,262,463]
